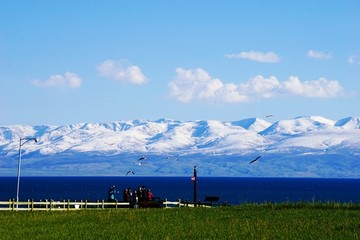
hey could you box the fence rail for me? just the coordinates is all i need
[162,199,210,208]
[0,199,211,211]
[0,199,130,211]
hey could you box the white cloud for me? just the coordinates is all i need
[168,68,344,103]
[225,51,280,63]
[348,55,360,65]
[239,75,281,98]
[283,76,343,97]
[307,50,332,60]
[97,59,148,85]
[168,68,248,103]
[31,72,82,89]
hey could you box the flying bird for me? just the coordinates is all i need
[105,142,115,146]
[265,115,274,119]
[134,161,146,166]
[249,156,261,164]
[166,156,179,161]
[138,155,147,161]
[126,170,135,176]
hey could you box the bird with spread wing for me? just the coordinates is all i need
[126,170,135,176]
[249,156,261,164]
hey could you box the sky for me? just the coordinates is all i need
[1,0,359,126]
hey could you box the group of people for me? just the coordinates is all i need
[107,185,154,208]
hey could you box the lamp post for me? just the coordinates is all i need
[193,166,197,207]
[16,137,37,206]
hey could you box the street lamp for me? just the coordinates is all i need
[16,137,38,206]
[192,166,197,207]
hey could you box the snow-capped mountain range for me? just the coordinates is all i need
[1,116,359,177]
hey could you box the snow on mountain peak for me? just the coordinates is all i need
[231,118,271,132]
[335,117,360,129]
[304,116,336,125]
[1,116,359,177]
[260,116,335,135]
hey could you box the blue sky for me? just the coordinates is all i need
[1,0,359,125]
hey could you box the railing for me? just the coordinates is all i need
[0,199,130,211]
[163,199,211,208]
[163,199,183,208]
[0,199,211,211]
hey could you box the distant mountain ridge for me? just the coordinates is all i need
[335,117,360,129]
[1,116,359,177]
[231,118,271,132]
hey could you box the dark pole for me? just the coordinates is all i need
[16,138,23,205]
[193,166,197,207]
[16,137,37,208]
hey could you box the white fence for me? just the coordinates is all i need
[0,199,129,211]
[0,199,211,211]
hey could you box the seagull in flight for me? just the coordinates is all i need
[105,142,115,146]
[138,155,147,161]
[134,161,146,166]
[126,170,135,176]
[249,156,261,164]
[166,156,179,161]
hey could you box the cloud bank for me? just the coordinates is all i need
[168,68,248,103]
[97,59,148,85]
[307,50,332,60]
[31,72,82,89]
[225,51,280,63]
[168,68,343,103]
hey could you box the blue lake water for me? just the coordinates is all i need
[1,177,360,205]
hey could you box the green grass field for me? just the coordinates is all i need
[1,203,360,239]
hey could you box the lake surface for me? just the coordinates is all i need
[1,177,360,205]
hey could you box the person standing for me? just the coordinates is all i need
[108,185,116,202]
[147,189,153,201]
[133,190,139,208]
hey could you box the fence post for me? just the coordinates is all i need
[67,199,70,210]
[31,199,34,211]
[102,200,104,209]
[85,200,88,209]
[115,200,118,209]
